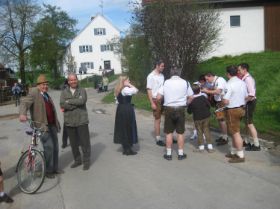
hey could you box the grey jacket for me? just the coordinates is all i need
[60,86,89,127]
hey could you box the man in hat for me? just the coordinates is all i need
[19,74,61,178]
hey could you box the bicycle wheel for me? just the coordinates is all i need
[17,149,46,194]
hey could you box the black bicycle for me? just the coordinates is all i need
[16,120,46,194]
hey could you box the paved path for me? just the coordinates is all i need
[0,87,280,209]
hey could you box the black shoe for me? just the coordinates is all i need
[245,144,261,151]
[0,193,14,203]
[156,140,166,147]
[178,153,187,160]
[45,172,55,179]
[123,149,137,156]
[243,141,250,148]
[53,170,64,175]
[215,136,224,142]
[83,163,90,170]
[216,138,228,146]
[61,144,67,149]
[70,161,82,168]
[163,154,172,161]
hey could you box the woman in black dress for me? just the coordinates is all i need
[113,76,138,155]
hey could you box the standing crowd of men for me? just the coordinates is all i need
[146,60,260,163]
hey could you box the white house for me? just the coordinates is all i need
[208,6,265,58]
[63,14,122,79]
[143,0,280,58]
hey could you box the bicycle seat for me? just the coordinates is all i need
[25,130,33,136]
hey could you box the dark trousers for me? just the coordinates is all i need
[62,123,68,146]
[67,124,91,164]
[41,125,59,173]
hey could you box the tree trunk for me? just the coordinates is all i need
[19,51,26,85]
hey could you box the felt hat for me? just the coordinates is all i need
[36,74,49,85]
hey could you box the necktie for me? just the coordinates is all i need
[43,93,49,101]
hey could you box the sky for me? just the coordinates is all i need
[39,0,136,33]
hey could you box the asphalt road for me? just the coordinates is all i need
[0,87,280,209]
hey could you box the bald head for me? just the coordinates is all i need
[67,73,78,89]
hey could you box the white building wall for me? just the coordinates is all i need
[64,15,122,79]
[206,6,265,58]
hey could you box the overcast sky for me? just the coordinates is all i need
[39,0,135,32]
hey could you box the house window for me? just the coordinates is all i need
[230,15,240,27]
[81,62,94,69]
[100,44,113,52]
[79,45,93,53]
[94,28,106,35]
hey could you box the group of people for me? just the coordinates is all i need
[114,60,260,164]
[0,61,259,203]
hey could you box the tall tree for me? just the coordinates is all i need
[134,0,221,79]
[30,4,77,78]
[0,0,40,84]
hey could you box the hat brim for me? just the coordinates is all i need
[37,81,49,85]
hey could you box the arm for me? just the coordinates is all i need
[19,90,35,122]
[60,90,77,111]
[65,88,87,106]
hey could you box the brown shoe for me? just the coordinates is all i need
[228,156,245,163]
[225,153,238,158]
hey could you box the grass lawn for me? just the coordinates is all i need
[103,51,280,141]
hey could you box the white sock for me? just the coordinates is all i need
[207,144,213,150]
[193,129,197,136]
[253,138,260,147]
[236,150,244,158]
[244,136,250,144]
[166,148,172,155]
[230,146,237,155]
[156,135,161,141]
[178,149,184,155]
[199,145,205,150]
[0,192,4,197]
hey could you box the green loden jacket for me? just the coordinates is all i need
[60,86,89,127]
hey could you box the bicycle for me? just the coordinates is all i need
[16,120,46,194]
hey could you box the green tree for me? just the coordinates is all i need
[30,4,77,78]
[134,0,221,80]
[0,0,40,84]
[123,35,152,91]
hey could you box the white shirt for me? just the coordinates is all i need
[242,73,256,99]
[158,76,193,107]
[121,86,138,96]
[223,76,248,108]
[213,76,227,102]
[146,71,164,98]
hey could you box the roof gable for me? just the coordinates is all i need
[71,14,120,43]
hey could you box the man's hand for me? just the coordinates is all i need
[151,101,157,110]
[19,114,27,122]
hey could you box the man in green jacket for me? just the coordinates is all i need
[60,73,91,170]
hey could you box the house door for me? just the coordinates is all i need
[104,61,111,70]
[265,3,280,51]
